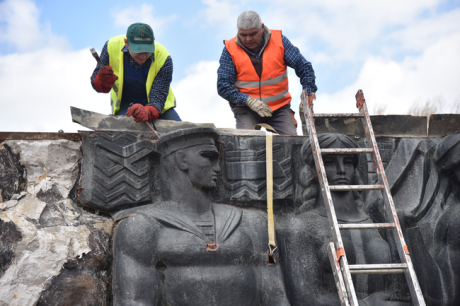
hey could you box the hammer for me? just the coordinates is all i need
[89,48,119,93]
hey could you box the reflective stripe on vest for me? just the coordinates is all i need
[107,35,176,115]
[224,30,291,111]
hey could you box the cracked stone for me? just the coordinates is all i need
[0,219,22,278]
[0,144,27,202]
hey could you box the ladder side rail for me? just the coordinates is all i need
[356,94,426,306]
[302,93,359,306]
[328,242,351,306]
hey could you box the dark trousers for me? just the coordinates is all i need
[231,104,297,135]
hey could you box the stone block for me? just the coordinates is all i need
[311,115,428,136]
[429,114,460,136]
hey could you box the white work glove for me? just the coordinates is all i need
[246,97,273,118]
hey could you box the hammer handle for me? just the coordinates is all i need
[90,48,118,92]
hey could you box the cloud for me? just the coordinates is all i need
[0,0,103,133]
[0,0,69,52]
[0,48,109,132]
[263,0,446,60]
[314,32,460,115]
[196,0,245,38]
[111,4,176,34]
[0,0,106,132]
[172,61,236,129]
[387,7,460,53]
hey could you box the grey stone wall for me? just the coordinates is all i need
[1,119,459,305]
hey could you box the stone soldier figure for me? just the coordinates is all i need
[278,133,409,306]
[112,128,290,305]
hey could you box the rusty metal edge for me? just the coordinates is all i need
[0,132,82,142]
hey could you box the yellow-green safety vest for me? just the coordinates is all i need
[107,35,176,115]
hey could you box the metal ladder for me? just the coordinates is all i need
[301,89,426,306]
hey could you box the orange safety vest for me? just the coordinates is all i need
[225,30,291,111]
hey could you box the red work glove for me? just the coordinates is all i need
[94,66,118,93]
[126,104,159,122]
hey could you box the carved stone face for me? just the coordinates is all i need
[184,144,221,191]
[323,154,355,186]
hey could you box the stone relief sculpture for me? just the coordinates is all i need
[396,133,460,306]
[278,133,409,306]
[79,132,158,212]
[3,114,460,305]
[110,128,290,306]
[359,134,460,306]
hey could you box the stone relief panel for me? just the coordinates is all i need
[217,136,304,204]
[79,132,159,212]
[109,128,291,306]
[224,142,292,200]
[1,128,459,306]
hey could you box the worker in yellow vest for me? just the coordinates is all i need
[218,11,317,135]
[90,23,180,123]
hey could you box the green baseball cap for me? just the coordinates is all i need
[126,23,155,54]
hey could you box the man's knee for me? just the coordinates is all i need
[269,106,298,136]
[231,106,260,130]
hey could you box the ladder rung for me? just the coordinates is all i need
[313,113,364,118]
[321,148,373,154]
[339,223,395,229]
[349,263,407,275]
[350,269,406,275]
[350,263,407,270]
[329,185,384,191]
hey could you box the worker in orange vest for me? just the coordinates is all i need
[218,10,317,135]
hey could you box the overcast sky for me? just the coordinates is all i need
[0,0,459,133]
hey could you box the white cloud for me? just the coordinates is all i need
[314,33,460,115]
[0,0,69,52]
[111,4,176,34]
[201,0,239,28]
[242,0,447,62]
[173,61,236,129]
[0,0,104,133]
[387,7,460,53]
[0,48,110,132]
[196,0,253,39]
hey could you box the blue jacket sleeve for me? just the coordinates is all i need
[147,56,173,114]
[282,35,317,95]
[217,46,250,106]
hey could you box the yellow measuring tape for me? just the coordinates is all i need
[266,131,277,257]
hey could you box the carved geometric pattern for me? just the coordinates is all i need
[89,133,155,210]
[225,147,293,200]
